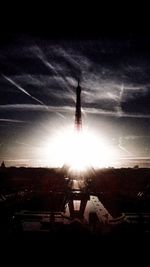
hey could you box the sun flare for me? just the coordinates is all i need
[41,126,117,171]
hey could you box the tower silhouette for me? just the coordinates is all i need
[75,79,82,131]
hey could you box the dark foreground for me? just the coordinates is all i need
[0,166,150,259]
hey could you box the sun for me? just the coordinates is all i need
[41,126,117,171]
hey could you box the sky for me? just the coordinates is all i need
[1,32,150,167]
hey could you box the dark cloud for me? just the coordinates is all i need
[122,87,150,114]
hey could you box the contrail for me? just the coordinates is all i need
[0,104,74,112]
[15,141,38,148]
[118,137,133,156]
[2,74,66,120]
[35,46,76,102]
[55,112,66,119]
[116,83,124,116]
[0,118,28,123]
[119,144,132,155]
[2,74,47,106]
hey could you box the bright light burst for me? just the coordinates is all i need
[41,126,118,171]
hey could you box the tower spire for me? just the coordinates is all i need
[78,77,80,87]
[75,79,82,131]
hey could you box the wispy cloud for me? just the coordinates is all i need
[15,141,38,148]
[124,135,150,140]
[118,137,134,156]
[84,107,150,118]
[0,118,28,123]
[2,74,47,106]
[0,104,74,113]
[1,104,150,119]
[1,74,68,119]
[33,45,75,99]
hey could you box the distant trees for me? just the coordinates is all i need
[0,161,5,168]
[133,165,139,169]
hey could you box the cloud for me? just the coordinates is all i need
[15,141,38,148]
[124,135,150,140]
[1,36,150,165]
[118,137,134,156]
[0,104,74,113]
[31,45,75,98]
[1,104,150,120]
[2,74,47,106]
[0,118,28,123]
[83,107,150,118]
[1,39,150,117]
